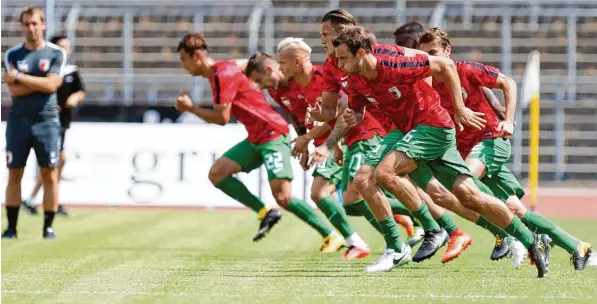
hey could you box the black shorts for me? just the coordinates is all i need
[60,127,67,151]
[5,120,61,168]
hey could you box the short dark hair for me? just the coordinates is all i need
[332,26,372,56]
[321,9,356,31]
[245,52,275,77]
[50,34,67,45]
[20,6,45,24]
[177,32,208,55]
[393,21,425,48]
[419,27,451,48]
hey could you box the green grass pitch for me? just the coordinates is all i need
[2,209,596,304]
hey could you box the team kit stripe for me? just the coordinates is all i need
[461,60,499,78]
[380,60,429,69]
[373,49,404,56]
[213,69,221,104]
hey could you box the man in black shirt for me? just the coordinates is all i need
[22,34,85,216]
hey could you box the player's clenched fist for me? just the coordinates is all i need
[175,93,194,112]
[343,108,358,128]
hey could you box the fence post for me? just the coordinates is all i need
[395,0,406,27]
[567,11,577,101]
[555,87,565,182]
[44,0,56,39]
[123,12,134,105]
[264,9,275,55]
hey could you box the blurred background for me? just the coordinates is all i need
[1,0,596,207]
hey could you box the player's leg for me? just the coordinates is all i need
[32,121,61,239]
[2,123,33,238]
[471,139,593,270]
[22,169,43,215]
[261,136,339,250]
[209,139,280,241]
[312,156,369,259]
[420,130,549,277]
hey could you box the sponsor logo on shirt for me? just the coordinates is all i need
[17,60,29,72]
[39,59,50,72]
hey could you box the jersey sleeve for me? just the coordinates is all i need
[72,70,85,92]
[4,48,16,72]
[322,58,340,93]
[211,67,240,106]
[379,53,431,83]
[462,61,500,88]
[49,48,67,76]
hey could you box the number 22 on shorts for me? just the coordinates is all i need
[264,152,284,173]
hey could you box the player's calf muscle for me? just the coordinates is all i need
[270,179,292,207]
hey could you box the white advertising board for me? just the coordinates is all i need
[0,122,319,208]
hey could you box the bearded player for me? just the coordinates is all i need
[419,27,594,270]
[330,26,551,277]
[312,10,500,265]
[175,33,337,246]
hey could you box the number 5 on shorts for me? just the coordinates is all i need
[403,130,416,143]
[265,152,284,173]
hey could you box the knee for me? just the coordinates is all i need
[353,168,374,193]
[40,169,58,184]
[311,189,328,204]
[273,190,292,208]
[7,170,23,184]
[506,196,526,217]
[374,167,394,190]
[208,165,228,186]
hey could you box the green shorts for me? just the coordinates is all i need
[223,135,294,181]
[341,134,382,190]
[467,138,526,201]
[365,129,405,168]
[393,125,473,191]
[312,143,344,187]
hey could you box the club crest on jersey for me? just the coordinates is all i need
[39,59,50,72]
[389,86,401,99]
[297,94,305,100]
[281,98,291,107]
[341,81,348,88]
[65,75,74,83]
[17,60,29,72]
[367,97,377,103]
[462,87,468,100]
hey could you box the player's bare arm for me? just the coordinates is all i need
[493,73,518,138]
[65,90,85,109]
[403,47,433,86]
[429,56,486,131]
[12,72,63,94]
[6,82,35,97]
[481,87,506,120]
[309,91,339,122]
[176,93,232,125]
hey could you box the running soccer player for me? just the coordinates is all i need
[174,32,338,247]
[313,10,484,266]
[2,6,66,239]
[419,27,594,270]
[330,26,551,277]
[22,34,85,217]
[244,37,370,259]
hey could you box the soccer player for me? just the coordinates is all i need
[314,10,484,266]
[174,32,339,248]
[22,34,85,217]
[2,6,66,239]
[244,38,370,259]
[330,26,551,277]
[419,27,594,270]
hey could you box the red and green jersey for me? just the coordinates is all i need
[210,60,289,144]
[434,61,501,157]
[346,53,454,134]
